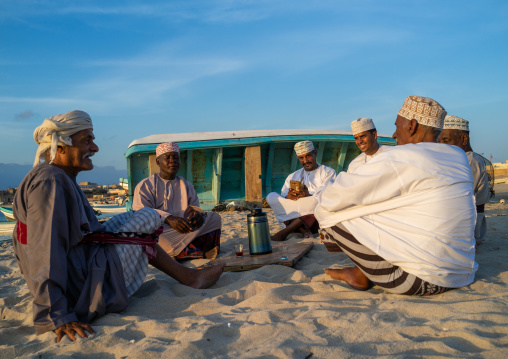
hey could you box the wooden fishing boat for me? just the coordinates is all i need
[125,129,396,210]
[1,205,105,221]
[0,206,15,221]
[92,205,127,214]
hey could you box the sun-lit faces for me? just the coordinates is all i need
[438,129,467,151]
[354,130,379,155]
[392,115,411,145]
[298,150,318,172]
[52,129,98,176]
[157,151,181,180]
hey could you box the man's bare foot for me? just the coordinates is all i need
[324,266,372,291]
[272,218,303,241]
[271,229,289,241]
[187,263,226,289]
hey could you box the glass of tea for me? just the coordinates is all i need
[234,244,244,257]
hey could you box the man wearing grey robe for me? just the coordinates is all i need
[13,111,225,343]
[439,115,490,243]
[13,163,130,335]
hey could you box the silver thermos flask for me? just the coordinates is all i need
[247,208,272,255]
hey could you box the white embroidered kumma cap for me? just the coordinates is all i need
[397,95,447,129]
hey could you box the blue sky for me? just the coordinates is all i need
[1,0,507,171]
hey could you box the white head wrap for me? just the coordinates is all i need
[397,96,447,129]
[443,115,469,131]
[33,110,93,167]
[351,118,376,135]
[294,141,315,156]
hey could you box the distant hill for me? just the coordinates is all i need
[0,163,127,189]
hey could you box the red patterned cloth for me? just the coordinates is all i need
[81,226,164,259]
[15,222,163,259]
[16,222,27,245]
[175,229,221,261]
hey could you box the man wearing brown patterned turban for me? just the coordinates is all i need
[316,96,478,296]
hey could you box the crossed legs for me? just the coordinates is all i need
[322,224,450,296]
[271,214,319,241]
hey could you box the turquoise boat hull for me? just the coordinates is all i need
[0,206,15,221]
[125,130,396,210]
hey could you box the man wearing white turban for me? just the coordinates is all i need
[266,140,336,241]
[316,96,477,296]
[439,115,491,243]
[348,118,389,174]
[13,110,225,343]
[32,110,95,167]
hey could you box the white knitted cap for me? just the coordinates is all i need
[351,118,376,135]
[443,115,469,131]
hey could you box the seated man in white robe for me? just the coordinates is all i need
[266,140,336,241]
[316,96,478,296]
[439,116,490,244]
[133,142,222,260]
[13,111,225,343]
[347,117,389,174]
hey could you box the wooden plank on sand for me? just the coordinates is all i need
[201,241,314,272]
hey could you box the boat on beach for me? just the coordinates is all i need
[0,206,15,221]
[125,129,396,210]
[92,205,127,214]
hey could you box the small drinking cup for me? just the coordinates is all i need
[234,244,244,257]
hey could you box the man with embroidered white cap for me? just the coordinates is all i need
[266,140,336,241]
[13,111,225,343]
[133,142,223,260]
[439,115,490,243]
[315,96,478,296]
[348,118,389,174]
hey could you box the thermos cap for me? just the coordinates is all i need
[248,208,264,217]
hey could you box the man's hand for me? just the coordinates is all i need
[54,322,95,343]
[301,184,310,197]
[286,188,300,200]
[184,207,204,229]
[286,188,307,201]
[165,215,193,233]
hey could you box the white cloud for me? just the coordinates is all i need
[0,96,83,105]
[70,42,245,107]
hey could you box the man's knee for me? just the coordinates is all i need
[266,192,280,206]
[209,211,221,222]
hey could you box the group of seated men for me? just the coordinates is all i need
[269,96,487,295]
[12,95,485,342]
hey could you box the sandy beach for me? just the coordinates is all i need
[1,185,507,358]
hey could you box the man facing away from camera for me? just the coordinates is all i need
[316,96,478,296]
